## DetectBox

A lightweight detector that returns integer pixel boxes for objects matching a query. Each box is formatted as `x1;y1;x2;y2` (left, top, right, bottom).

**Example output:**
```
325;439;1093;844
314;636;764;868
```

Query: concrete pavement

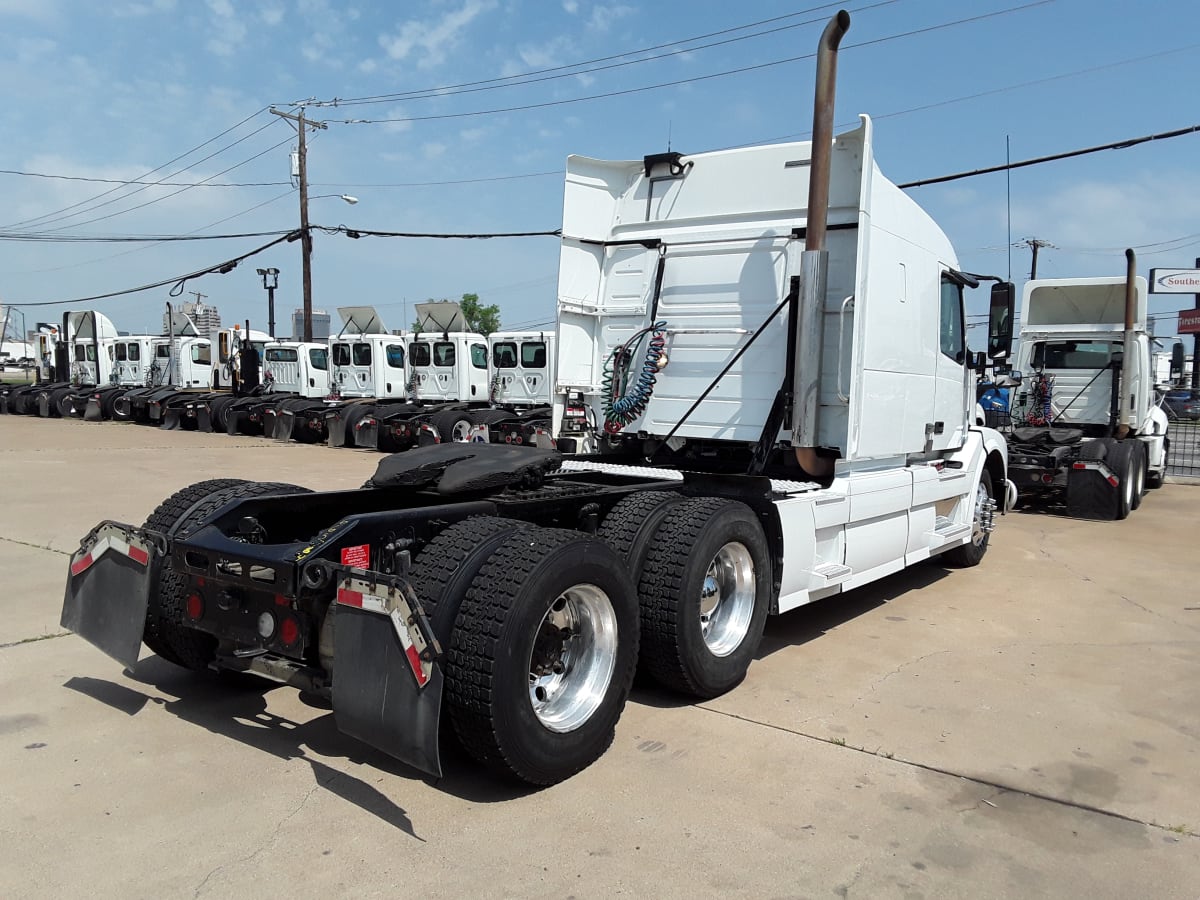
1;416;1197;898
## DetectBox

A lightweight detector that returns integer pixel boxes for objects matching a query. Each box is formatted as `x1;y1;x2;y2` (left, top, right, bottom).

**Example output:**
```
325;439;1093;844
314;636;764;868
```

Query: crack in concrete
0;631;71;651
0;535;69;556
192;771;334;898
693;704;1200;840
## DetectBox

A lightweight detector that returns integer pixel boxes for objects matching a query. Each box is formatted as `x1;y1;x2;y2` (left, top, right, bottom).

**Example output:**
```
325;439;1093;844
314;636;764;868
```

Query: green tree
412;292;501;336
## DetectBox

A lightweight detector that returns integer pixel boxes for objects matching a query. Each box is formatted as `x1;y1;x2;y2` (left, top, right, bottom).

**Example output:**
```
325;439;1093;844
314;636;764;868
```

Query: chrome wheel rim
970;481;990;545
451;419;473;442
1123;461;1134;508
1134;458;1145;497
699;542;755;657
528;584;618;733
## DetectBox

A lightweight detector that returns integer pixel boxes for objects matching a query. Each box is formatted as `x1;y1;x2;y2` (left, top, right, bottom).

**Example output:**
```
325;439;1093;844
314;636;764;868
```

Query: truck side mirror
987;282;1015;359
969;350;988;372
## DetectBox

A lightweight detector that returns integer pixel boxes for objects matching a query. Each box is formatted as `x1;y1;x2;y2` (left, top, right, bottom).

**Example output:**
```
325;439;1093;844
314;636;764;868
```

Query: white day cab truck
1001;252;1169;519
60;11;1015;785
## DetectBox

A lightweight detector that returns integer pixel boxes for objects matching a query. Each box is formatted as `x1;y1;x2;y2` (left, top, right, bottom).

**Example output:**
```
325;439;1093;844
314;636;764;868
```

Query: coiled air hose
601;321;668;434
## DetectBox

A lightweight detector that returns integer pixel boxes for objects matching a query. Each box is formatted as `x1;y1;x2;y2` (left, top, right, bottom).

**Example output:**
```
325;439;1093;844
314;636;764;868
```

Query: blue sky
2;0;1199;346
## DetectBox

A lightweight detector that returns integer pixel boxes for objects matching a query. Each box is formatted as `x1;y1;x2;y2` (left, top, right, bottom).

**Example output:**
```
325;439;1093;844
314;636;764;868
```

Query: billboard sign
1149;268;1200;294
1179;309;1200;335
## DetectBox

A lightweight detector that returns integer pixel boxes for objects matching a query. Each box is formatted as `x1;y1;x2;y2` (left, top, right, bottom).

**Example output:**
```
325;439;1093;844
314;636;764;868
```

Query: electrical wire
307;1;900;111
4;232;299;308
0;169;290;188
333;3;1055;127
2;109;277;231
302;2;872;109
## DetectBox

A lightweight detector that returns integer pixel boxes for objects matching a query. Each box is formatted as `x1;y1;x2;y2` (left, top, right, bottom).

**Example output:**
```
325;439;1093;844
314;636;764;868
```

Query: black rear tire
1110;441;1137;520
409;516;535;644
637;497;771;699
446;528;639;785
431;409;475;443
597;490;685;580
142;479;312;670
1129;441;1147;511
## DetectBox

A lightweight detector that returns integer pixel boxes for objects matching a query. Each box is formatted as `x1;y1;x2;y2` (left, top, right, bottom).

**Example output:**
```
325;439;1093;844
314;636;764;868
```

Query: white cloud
381;115;413;134
358;58;378;74
205;0;247;56
586;3;633;32
562;0;578;12
112;0;177;17
423;142;447;160
0;0;59;20
379;0;497;68
259;2;284;25
460;127;487;142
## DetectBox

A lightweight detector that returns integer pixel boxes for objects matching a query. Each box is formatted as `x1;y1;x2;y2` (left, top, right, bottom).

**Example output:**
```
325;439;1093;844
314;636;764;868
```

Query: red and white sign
340;543;370;569
1179;309;1200;335
1150;268;1200;294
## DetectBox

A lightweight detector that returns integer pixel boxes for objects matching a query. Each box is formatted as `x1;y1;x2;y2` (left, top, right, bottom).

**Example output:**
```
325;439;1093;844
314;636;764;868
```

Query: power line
4;232;300;308
31;132;297;234
0;228;293;243
1;107;274;231
0;168;290;188
307;1;899;111
303;2;869;109
898;124;1200;189
333;3;1055;127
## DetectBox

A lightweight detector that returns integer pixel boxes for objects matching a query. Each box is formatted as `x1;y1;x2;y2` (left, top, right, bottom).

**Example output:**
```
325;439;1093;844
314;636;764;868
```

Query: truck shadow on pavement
632;560;952;709
64;659;540;834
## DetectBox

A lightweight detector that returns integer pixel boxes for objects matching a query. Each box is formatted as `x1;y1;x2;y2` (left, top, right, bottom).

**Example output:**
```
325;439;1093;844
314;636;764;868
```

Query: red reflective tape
1107;476;1120;487
336;587;364;608
70;553;94;577
126;545;149;566
405;643;428;686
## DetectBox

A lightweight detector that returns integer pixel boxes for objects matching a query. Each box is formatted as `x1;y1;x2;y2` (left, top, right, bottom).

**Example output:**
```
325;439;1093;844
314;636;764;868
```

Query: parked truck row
0;302;560;454
55;12;1028;786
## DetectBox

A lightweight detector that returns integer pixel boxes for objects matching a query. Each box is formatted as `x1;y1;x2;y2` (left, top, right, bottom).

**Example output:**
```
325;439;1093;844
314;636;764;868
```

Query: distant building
164;301;221;337
291;308;331;341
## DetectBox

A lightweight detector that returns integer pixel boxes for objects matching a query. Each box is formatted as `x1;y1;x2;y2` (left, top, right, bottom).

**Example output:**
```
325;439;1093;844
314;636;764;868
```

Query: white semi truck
1001;254;1169;518
60;12;1014;786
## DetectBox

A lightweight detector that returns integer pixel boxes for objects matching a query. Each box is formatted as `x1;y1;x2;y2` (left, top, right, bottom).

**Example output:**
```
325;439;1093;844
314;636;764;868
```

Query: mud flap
37;393;51;417
274;410;297;442
226;409;245;435
160;407;182;430
83;397;103;422
327;410;348;447
262;409;279;439
196;405;214;432
332;572;443;778
354;418;380;451
60;522;158;669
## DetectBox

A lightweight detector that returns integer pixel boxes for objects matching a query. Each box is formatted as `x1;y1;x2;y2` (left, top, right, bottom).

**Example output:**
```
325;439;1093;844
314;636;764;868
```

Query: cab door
931;273;970;452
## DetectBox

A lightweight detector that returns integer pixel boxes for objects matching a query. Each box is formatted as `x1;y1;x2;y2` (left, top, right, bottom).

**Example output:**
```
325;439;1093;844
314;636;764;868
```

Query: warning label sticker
340;544;370;569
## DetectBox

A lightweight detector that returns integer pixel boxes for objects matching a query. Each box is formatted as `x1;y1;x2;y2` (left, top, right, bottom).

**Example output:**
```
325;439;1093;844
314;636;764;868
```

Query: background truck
59;11;1013;786
203;340;332;436
1002;253;1169;519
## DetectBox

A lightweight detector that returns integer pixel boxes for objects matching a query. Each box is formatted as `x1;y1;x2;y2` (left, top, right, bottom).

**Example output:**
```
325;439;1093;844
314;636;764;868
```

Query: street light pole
256;267;280;338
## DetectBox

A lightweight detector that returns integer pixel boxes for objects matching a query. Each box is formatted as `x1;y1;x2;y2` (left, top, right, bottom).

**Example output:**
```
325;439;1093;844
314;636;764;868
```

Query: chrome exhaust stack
1118;248;1137;438
792;10;850;475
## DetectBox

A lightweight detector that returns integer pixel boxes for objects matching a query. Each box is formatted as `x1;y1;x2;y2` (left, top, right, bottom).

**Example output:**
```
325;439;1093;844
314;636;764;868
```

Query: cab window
492;341;517;368
309;348;328;370
266;348;298;363
386;344;406;369
939;277;965;363
332;344;351;366
352;343;372;366
410;342;431;367
115;343;127;361
74;345;85;362
192;344;212;365
128;343;140;361
471;343;488;369
156;344;171;359
433;342;456;367
521;341;547;368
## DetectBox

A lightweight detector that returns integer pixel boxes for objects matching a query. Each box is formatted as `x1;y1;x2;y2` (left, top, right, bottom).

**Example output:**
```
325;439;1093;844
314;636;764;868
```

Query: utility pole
187;291;207;305
270;107;327;342
1023;238;1054;279
1193;256;1200;390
